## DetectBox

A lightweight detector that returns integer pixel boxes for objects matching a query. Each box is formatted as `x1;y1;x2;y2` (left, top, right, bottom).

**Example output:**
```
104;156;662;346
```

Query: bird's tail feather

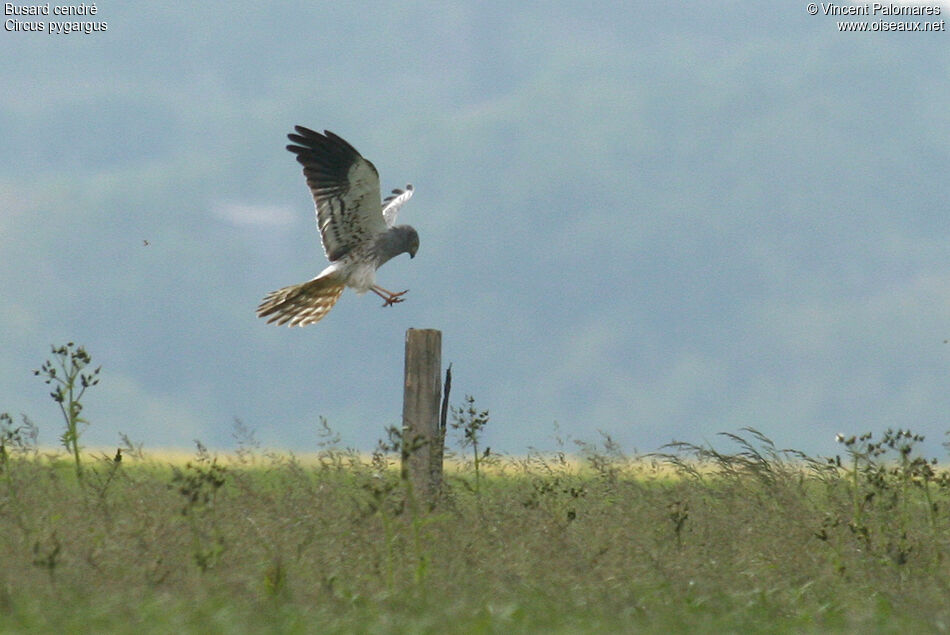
257;275;345;327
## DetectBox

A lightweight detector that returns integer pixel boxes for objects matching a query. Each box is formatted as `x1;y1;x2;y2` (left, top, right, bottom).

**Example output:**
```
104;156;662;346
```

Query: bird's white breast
338;258;377;294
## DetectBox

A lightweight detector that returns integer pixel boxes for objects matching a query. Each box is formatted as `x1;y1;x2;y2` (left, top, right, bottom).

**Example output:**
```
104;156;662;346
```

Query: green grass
1;429;950;633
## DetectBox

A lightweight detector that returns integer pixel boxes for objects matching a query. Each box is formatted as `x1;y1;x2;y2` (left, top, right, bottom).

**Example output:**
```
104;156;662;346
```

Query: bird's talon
381;290;409;307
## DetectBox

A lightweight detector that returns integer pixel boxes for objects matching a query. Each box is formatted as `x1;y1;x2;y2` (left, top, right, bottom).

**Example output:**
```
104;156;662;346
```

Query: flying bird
257;127;419;327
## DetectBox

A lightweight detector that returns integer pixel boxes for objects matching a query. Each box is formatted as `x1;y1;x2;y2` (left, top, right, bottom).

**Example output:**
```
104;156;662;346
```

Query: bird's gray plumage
375;225;419;268
257;127;419;327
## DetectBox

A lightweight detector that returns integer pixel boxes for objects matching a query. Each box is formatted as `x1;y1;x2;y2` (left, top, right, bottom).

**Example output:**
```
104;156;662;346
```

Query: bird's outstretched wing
286;127;388;262
382;184;414;227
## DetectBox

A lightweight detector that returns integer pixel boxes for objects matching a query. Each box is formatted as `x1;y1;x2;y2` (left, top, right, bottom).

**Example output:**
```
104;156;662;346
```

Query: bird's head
376;225;420;268
406;227;419;259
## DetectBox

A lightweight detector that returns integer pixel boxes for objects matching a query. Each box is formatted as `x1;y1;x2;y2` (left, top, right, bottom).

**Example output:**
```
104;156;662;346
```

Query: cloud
211;201;297;228
93;374;217;448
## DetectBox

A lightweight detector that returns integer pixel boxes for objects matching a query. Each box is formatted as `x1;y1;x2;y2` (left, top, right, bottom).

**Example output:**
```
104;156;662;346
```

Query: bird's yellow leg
371;285;408;307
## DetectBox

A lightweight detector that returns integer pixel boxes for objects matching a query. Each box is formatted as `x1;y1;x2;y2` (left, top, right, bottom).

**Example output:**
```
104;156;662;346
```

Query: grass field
1;425;950;634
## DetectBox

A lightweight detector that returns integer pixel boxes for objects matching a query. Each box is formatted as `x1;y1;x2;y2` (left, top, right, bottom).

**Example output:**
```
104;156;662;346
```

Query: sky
1;1;949;460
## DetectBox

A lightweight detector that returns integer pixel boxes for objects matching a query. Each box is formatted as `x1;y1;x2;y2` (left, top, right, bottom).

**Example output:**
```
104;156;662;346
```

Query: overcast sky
1;2;949;460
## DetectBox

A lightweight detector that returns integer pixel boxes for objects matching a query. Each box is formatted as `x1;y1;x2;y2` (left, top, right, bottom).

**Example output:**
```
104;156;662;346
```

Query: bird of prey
257;127;419;327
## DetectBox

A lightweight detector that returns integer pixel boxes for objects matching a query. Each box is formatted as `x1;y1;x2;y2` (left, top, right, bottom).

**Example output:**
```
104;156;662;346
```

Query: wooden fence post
402;328;443;502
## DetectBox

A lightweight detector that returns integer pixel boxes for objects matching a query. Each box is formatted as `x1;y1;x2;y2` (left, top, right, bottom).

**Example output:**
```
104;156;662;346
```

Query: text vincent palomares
815;2;941;15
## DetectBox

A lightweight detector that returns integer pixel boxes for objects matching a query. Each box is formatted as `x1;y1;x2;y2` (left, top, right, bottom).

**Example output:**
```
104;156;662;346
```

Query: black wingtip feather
285;127;364;163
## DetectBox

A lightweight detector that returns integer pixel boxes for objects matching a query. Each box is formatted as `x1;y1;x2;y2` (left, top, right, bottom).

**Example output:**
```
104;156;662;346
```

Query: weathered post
402;328;443;503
